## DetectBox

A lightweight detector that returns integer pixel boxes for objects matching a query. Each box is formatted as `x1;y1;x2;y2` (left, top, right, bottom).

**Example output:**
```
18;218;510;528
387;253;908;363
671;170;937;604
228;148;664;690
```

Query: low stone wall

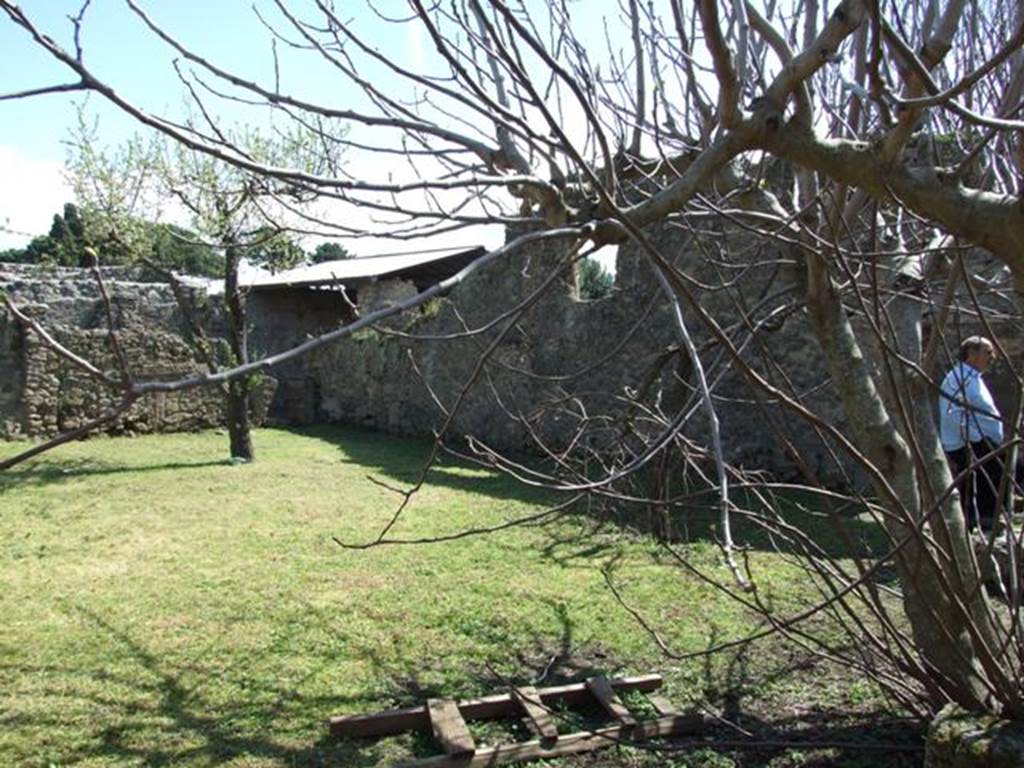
3;233;1019;486
0;263;269;439
927;704;1024;767
21;325;227;437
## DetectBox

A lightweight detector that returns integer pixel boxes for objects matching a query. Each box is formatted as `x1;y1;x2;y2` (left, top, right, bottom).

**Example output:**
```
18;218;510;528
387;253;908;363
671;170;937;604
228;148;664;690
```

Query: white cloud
0;146;71;250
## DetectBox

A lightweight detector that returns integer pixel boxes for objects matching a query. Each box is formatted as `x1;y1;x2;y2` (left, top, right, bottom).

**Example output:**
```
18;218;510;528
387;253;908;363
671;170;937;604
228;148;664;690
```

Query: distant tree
145;223;221;278
3;202;97;267
312;242;350;264
17;235;56;264
48;203;90;266
577;258;614;300
247;227;307;272
0;202;222;276
67;110;339;461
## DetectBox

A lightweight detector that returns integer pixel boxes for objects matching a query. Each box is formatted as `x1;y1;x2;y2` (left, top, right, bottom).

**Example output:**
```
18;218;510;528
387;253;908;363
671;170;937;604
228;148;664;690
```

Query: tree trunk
226;377;254;462
804;251;1000;712
223;240;254;462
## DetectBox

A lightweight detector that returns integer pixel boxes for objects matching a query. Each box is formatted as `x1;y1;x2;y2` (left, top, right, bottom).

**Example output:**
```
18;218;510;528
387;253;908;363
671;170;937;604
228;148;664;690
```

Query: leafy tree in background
146;222;222;278
311;241;350;264
65;109;338;461
1;203;95;267
0;204;228;278
577;257;614;301
48;202;91;265
247;227;307;272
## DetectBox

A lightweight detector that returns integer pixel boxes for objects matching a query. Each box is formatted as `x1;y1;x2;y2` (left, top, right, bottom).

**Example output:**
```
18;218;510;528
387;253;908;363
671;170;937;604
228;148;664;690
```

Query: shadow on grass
2;586;921;767
0;456;231;492
290;423;558;508
290;425;894;563
344;597;630;761
1;602;406;767
3;598;664;767
0;423;892;564
665;632;924;768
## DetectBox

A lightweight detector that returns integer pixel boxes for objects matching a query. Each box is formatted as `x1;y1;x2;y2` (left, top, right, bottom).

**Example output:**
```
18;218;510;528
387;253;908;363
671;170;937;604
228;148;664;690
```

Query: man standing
940;336;1004;531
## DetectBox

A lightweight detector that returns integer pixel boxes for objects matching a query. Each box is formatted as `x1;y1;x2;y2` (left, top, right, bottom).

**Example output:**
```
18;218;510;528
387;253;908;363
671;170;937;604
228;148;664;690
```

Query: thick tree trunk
804;253;1000;712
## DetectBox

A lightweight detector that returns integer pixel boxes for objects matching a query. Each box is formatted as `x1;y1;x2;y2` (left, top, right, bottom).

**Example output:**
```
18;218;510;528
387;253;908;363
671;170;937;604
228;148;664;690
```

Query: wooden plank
329;674;663;738
511;686;558;743
646;694;677;717
397;712;707;767
586;675;636;727
427;698;475;757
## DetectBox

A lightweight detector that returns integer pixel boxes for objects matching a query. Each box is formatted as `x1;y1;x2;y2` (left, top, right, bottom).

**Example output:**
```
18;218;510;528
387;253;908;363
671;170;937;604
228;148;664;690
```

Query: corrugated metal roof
245;246;486;290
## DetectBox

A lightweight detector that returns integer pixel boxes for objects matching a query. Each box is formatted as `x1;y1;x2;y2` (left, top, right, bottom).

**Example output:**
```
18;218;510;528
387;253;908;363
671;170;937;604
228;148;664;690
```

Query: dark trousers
946;439;1004;531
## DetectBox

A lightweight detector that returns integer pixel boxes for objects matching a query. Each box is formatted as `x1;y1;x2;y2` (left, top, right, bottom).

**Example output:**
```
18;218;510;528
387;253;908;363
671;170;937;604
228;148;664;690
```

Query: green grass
0;427;918;767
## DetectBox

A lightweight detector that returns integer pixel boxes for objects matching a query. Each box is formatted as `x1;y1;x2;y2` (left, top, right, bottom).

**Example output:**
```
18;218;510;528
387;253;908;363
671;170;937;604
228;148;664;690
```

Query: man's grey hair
959;336;994;361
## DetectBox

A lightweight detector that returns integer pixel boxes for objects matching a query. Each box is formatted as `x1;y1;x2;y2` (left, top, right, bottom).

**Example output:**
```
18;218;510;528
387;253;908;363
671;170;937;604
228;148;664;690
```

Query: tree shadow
655;632;925;767
0;456;232;492
283;424;558;508
336;597;638;760
593;486;895;564
288;425;893;563
329;600;923;766
0;601;408;767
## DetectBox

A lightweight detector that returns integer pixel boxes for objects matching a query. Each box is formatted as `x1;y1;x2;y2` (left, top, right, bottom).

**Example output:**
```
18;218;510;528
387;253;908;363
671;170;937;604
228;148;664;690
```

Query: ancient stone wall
0;263;264;439
21;326;227;436
303;224;842;479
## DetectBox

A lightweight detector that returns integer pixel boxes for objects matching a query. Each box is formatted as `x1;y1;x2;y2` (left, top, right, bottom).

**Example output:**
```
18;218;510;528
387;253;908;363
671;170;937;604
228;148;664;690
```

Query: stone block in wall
248;375;278;427
303;222;859;483
15;325;226;438
358;279;418;315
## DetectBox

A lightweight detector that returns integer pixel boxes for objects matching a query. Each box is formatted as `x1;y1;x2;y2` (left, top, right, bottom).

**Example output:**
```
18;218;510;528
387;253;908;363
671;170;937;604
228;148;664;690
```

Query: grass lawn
0;427;920;767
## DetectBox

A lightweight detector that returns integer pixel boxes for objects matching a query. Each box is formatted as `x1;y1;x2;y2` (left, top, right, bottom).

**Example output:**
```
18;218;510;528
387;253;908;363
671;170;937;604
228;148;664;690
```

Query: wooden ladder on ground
328;673;704;767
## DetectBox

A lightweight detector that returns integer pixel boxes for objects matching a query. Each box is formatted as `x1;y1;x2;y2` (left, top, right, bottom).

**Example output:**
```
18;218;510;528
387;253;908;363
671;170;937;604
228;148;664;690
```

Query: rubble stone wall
302;225;836;478
20;326;227;437
0;264;262;439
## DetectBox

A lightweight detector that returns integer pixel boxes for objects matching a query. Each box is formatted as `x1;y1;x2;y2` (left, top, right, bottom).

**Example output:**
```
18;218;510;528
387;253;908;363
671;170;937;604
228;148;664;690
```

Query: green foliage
579;256;615;300
1;203;97;267
0;248;25;263
146;222;222;277
0;204;224;277
64;106;330;278
312;241;351;263
246;227;307;271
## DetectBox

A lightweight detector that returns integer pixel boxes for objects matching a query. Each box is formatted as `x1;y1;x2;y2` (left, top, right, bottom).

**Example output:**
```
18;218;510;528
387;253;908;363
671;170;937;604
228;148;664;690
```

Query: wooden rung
427;698;476;756
397;712;707;767
329;674;662;738
586;676;636;727
511;686;558;742
645;694;677;717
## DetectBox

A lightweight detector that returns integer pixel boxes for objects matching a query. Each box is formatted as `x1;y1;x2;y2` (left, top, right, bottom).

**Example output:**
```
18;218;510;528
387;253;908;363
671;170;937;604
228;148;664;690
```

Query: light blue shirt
939;361;1003;451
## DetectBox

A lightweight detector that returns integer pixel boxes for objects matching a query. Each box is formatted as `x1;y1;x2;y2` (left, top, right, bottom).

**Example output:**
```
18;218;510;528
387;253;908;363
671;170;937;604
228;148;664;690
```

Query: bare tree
3;0;1024;726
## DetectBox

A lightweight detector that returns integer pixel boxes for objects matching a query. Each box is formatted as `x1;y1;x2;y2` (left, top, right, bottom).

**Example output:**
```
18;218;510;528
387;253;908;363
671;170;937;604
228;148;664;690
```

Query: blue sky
1;1;433;249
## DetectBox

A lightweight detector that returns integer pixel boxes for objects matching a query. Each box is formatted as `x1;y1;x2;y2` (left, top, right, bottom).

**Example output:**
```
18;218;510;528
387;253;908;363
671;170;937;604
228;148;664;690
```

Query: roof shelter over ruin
244;245;487;294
